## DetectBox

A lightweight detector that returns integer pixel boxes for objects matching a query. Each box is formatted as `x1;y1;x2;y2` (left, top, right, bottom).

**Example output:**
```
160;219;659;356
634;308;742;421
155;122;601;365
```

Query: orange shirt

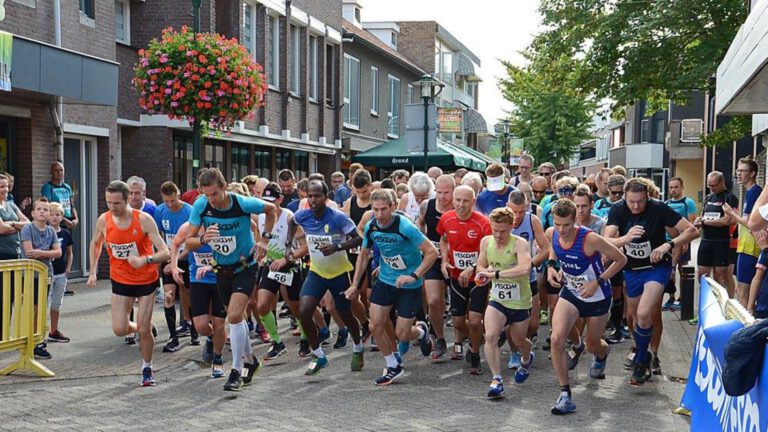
106;209;158;285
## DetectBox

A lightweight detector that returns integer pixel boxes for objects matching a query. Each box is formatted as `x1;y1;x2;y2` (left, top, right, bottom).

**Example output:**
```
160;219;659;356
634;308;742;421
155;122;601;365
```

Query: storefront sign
438;108;463;133
0;30;11;91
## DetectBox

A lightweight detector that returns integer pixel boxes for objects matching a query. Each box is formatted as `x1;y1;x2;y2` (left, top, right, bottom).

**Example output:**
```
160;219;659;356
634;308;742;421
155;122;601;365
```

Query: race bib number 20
209;236;236;256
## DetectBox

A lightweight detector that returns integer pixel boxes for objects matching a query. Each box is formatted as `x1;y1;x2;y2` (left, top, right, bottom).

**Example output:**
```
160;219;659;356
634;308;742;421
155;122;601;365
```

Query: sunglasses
558;187;575;196
540;172;552;176
609;190;624;196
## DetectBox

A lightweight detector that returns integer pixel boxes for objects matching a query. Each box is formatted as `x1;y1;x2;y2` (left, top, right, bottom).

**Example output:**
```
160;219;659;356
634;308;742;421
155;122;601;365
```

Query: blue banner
680;277;768;431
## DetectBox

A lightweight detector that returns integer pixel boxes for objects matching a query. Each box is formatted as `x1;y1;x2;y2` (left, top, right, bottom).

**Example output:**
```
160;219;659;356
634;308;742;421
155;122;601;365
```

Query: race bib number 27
110;242;138;260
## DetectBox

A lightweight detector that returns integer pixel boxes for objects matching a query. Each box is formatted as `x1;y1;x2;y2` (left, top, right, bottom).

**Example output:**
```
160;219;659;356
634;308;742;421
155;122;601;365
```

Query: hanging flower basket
133;26;266;131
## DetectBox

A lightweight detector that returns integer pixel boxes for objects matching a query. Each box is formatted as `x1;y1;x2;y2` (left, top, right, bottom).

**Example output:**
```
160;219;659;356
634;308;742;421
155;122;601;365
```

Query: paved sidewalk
0;276;697;431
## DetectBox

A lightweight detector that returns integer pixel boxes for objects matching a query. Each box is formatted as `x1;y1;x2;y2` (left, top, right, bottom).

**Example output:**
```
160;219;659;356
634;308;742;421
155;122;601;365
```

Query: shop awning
352;137;487;171
464;107;488;133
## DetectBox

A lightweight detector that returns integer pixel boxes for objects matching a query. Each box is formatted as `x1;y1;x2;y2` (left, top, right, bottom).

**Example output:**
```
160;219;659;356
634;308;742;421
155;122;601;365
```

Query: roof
342;20;426;77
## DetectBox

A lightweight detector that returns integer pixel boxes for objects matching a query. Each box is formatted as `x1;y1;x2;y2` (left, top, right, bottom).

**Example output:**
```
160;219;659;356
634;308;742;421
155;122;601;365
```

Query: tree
498;55;595;167
532;0;747;111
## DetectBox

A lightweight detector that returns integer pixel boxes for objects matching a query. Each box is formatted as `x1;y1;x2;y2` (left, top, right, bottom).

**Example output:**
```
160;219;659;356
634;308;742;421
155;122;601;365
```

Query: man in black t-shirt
695;171;738;292
278;169;300;209
604;178;698;386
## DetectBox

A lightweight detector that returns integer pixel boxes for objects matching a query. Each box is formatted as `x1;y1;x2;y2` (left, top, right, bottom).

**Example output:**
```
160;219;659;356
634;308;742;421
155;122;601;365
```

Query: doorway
64;136;97;278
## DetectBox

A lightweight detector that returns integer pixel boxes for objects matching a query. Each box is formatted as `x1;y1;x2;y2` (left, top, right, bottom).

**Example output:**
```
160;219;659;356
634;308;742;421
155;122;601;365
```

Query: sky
363;0;543;130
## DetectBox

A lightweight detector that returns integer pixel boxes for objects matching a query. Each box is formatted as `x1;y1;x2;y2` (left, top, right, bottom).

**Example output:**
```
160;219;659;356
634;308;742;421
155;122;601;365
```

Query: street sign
405;103;437;153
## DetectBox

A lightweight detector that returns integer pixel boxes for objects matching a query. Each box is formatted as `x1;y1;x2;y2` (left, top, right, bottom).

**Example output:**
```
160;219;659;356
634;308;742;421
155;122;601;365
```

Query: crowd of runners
17;153;768;415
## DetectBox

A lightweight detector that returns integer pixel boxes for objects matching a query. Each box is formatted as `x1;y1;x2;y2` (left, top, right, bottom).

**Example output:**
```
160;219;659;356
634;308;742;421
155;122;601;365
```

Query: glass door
64;136;97;278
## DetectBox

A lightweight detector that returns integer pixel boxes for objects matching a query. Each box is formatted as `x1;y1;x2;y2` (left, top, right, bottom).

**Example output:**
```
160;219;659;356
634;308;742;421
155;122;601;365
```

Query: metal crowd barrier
0;259;54;377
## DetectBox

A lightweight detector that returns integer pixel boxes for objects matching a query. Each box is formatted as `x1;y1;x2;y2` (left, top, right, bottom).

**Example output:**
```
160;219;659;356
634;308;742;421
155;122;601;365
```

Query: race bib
307;235;333;255
624;241;651;259
110;242;139;260
492;282;520;301
563;272;604;302
348;245;362;255
165;233;186;253
702;212;720;222
209;236;236;256
431;241;441;257
60;198;72;215
453;251;478;270
193;252;214;267
267;270;294;285
382;255;406;270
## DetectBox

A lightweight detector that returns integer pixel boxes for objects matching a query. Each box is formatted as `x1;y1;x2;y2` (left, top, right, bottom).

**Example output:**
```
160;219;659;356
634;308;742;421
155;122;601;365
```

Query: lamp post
191;0;202;175
414;74;444;172
499;120;511;167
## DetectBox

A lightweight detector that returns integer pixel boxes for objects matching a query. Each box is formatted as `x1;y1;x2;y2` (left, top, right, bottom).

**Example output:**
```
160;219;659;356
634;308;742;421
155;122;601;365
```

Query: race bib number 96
109;242;139;260
210;236;236;256
453;251;478;270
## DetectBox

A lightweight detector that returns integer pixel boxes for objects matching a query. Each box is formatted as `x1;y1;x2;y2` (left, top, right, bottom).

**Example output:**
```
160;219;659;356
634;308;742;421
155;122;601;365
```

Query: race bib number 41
209;236;236;256
624;241;651;259
110;242;139;260
453;251;478;270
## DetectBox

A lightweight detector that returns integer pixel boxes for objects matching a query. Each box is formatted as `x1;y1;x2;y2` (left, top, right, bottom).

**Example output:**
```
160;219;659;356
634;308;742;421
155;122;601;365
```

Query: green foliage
701;115;752;148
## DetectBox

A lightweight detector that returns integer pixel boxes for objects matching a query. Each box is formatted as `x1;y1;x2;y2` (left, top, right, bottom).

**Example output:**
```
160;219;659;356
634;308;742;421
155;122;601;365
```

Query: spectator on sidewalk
0;173;29;341
47;202;73;343
21;198;62;359
41;162;79;231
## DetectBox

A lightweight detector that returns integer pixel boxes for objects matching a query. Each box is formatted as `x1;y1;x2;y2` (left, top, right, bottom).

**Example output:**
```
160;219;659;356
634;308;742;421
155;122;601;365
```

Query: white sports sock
312;347;325;358
142;360;152;370
385;354;398;369
230;321;249;370
353;342;364;353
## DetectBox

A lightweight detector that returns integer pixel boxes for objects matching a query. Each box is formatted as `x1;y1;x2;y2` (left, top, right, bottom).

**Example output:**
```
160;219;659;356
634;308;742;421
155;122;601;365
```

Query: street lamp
413;74;444;172
191;0;203;175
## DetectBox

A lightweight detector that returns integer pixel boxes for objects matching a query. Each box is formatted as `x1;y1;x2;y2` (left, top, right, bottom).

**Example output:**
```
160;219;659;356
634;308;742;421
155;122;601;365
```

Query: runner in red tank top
437;185;491;373
87;180;169;387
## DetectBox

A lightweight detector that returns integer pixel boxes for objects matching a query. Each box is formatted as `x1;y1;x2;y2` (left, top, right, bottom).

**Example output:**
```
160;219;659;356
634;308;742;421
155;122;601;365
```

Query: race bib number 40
624;241;651;259
209;236;236;256
492;282;520;301
267;270;294;285
382;255;406;270
453;251;478;270
110;242;139;260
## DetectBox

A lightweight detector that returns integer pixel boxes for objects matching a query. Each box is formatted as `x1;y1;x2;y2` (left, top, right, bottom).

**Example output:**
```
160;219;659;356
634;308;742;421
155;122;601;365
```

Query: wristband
666;240;675;250
199;234;207;245
146;255;154;264
495;270;500;280
410;272;419;280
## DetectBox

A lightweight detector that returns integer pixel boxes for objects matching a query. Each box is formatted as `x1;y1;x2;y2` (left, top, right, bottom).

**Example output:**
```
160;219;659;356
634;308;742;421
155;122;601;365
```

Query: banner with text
679;277;767;432
438;108;463;134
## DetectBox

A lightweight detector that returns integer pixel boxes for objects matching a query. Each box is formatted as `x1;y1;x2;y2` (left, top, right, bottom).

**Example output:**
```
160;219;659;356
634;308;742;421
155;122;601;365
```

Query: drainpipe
52;0;64;162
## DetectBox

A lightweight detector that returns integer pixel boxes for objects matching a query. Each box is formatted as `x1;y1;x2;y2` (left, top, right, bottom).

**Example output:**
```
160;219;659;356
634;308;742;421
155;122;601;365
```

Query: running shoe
351;351;364;371
542;335;551;351
289;315;298;329
530;334;538;350
369;336;379;352
514;352;535;383
670;301;681;311
606;327;625;344
223;369;243;391
375;365;404;386
211;357;225;379
64;289;76;296
361;323;372;343
688;317;699;325
318;327;331;346
394;352;403;366
487;378;505;399
278;305;292;318
468;351;482;375
242;358;263;385
630;355;652;386
34;343;51;359
333;328;349;349
431;338;447;360
176;320;191;337
497;330;507;348
305;355;329;375
623;347;637;370
397;340;411;356
163;338;180;353
589;347;610;379
264;341;287;361
201;337;214;363
141;367;156;387
651;352;662;375
416;322;432;357
298;339;311;357
48;330;71;343
258;328;271;344
124;336;136;345
567;340;585;370
661;298;675;311
540;309;550;326
551;391;576;415
508;351;522;370
190;334;201;346
451;342;464;360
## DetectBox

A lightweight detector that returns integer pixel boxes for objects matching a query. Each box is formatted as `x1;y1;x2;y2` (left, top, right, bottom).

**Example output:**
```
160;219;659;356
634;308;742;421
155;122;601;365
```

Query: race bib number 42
209;236;236;256
193;252;214;267
453;251;478;270
110;242;139;260
624;241;651;259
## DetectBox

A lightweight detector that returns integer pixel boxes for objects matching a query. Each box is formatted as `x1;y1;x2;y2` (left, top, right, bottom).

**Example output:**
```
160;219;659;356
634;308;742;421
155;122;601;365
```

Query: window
343;54;360;128
242;2;256;56
652;118;665;144
640;119;650;143
441;51;453;85
254;148;272;179
230;144;251;182
391;32;398;48
388;75;401;137
407;84;413;104
294;151;309;179
309;36;319;100
204;142;225;172
370;66;379;115
326;44;336;107
115;0;130;44
173;134;194;191
290;25;301;95
276;149;291;173
268;15;280;88
80;0;95;19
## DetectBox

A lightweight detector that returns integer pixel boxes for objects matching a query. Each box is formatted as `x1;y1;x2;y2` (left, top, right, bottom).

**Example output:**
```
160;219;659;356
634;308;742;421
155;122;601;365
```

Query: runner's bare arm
416;239;439;276
349;247;372;291
475;236;490;273
530;215;550;267
417;200;429;233
86;214;107;286
749;187;768;231
140;212;170;263
357;210;372;233
260;201;277;237
584;231;626;281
